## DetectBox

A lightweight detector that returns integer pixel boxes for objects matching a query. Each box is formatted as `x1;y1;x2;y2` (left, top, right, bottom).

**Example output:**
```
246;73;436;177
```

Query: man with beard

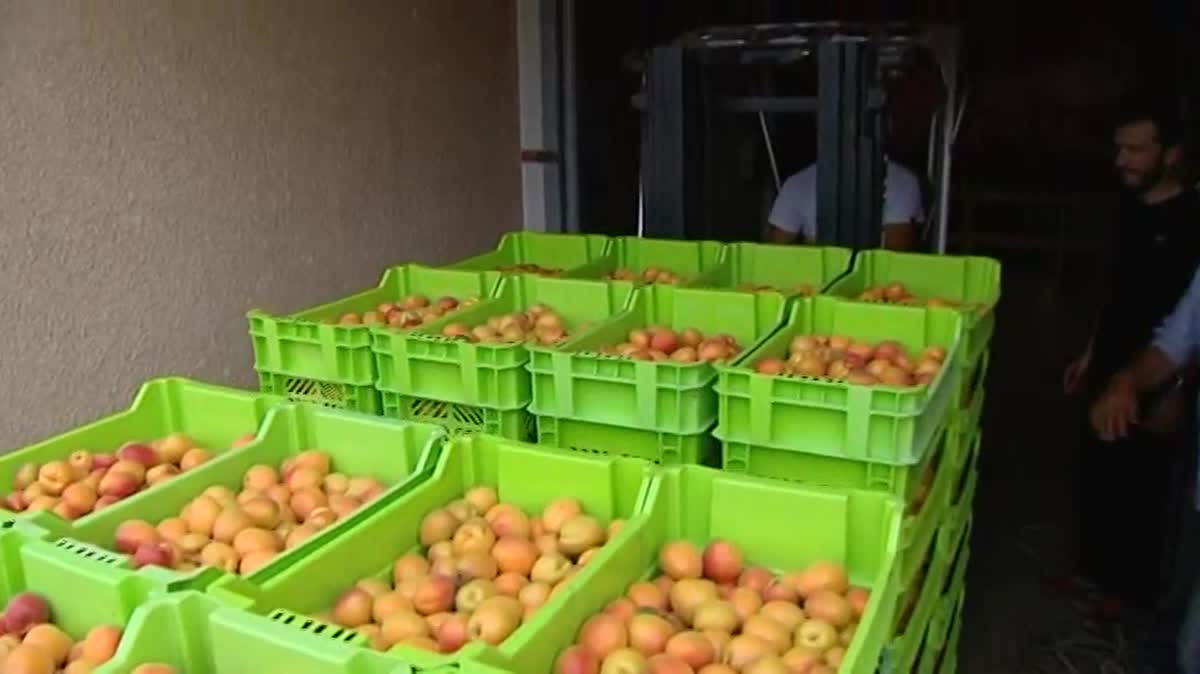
1064;102;1200;615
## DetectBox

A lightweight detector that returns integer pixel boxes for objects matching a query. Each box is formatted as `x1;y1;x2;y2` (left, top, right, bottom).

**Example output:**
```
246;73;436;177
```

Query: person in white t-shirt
765;159;925;250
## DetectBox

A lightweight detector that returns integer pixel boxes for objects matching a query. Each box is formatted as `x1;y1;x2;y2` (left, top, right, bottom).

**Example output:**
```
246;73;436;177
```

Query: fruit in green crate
440;303;572;345
555;540;869;673
856;282;985;314
598;327;742;364
325;294;479;329
321;487;620;653
0;433;251;520
110;450;385;574
736;282;817;297
0;593;128;673
752;334;946;389
497;263;563;277
605;266;688;285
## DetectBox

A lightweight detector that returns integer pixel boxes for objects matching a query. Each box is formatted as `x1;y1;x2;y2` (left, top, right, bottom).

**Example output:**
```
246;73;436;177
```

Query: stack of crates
817;250;998;674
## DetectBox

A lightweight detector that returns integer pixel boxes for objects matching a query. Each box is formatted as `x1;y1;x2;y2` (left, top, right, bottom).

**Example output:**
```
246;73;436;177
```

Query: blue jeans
1185;564;1200;674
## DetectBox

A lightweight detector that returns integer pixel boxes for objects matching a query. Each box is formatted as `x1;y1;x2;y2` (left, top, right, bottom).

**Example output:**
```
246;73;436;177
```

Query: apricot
177;533;209;557
466;602;521;645
846;586;870;618
759;600;806;632
200;542;240;573
628;612;677;656
371;592;412;623
322;473;349;495
243;465;279;491
291;450;331;477
542;498;583;533
453;519;497;556
179;448;212;470
346;477;383;502
285;525;317;549
97;471;140;500
23;623;73;665
530;554;573;585
155;517;189;542
804;590;852;628
579;614;629;661
742;615;790;654
792;561;849;598
728;587;763;624
665;631;715;670
628;582;669;612
286;467;323;492
556;645;600;674
701;540;743;584
723;635;773;670
211;508;252;544
493;537;539;576
518;582;552;612
115;520;160;554
486;504;532;539
332;588;374;627
762;580;798;604
669;578;719;625
327;495;360;519
380;610;430;646
61;482;97;515
158;432;194;464
392;553;430;583
238;550;275;575
36;461;76;497
145;464;180;486
558;515;606;556
289;488;328;522
419;509;459;546
183;496;222;536
737;567;773;594
3;645;55;674
494;572;529;597
659;541;703;580
464;486;499;514
233;527;281;557
436;612;471;653
692;600;738;633
81;625;122;664
412;575;456;616
131;664;179;674
456;579;499;613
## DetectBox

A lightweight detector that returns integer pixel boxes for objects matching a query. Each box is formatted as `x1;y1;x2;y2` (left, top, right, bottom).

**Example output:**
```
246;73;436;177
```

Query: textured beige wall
0;1;521;446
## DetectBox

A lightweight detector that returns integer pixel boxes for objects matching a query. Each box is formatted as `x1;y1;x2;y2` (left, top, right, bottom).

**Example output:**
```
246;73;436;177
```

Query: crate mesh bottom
381;392;533;440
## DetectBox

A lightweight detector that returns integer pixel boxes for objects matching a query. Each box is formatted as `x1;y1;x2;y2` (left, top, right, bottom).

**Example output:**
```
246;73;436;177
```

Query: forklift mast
638;22;961;251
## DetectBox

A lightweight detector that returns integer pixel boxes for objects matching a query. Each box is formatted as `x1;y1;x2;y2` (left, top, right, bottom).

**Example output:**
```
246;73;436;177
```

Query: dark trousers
1077;423;1191;608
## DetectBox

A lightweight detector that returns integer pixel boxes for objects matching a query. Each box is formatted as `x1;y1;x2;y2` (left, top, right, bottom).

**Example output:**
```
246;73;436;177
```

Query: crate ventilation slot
269;609;358;643
55;538;121;566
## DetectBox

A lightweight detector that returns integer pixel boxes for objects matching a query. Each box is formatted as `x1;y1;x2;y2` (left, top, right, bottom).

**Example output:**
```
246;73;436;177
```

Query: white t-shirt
768;161;925;242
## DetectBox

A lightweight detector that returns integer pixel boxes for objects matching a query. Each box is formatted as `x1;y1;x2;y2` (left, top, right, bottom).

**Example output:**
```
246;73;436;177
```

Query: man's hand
1063;351;1091;395
1090;372;1138;441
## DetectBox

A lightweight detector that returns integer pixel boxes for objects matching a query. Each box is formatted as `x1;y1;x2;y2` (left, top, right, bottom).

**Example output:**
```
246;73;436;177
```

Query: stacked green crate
825;249;999;435
371;275;636;439
526;284;788;464
248;265;497;414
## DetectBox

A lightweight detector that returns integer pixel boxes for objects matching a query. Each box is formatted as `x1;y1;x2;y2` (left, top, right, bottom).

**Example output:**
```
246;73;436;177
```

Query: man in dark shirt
1064;103;1200;612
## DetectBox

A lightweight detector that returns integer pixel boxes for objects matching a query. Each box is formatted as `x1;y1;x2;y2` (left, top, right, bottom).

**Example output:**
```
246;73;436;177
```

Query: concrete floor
956;250;1193;674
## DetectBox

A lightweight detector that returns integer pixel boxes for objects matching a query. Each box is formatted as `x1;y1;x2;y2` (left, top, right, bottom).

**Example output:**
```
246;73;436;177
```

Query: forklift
636;22;964;252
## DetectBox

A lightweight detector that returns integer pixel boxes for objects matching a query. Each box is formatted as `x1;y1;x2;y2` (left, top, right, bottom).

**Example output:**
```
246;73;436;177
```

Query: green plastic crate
937;434;979;561
373;275;636;410
248;265;497;387
706;242;853;295
93;591;416;674
527;284;789;434
534;415;720;466
883;514;958;674
826;249;1001;371
927;526;970;652
447;232;613;283
15;403;444;593
258;371;383;415
381;392;536;441
0;524;160;643
0;378;279;523
570;236;728;286
926;585;964;674
532;464;904;674
205;434;655;671
715;296;963;466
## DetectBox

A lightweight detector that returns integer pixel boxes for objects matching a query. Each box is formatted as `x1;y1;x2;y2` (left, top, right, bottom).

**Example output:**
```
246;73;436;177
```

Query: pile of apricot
316;487;623;654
